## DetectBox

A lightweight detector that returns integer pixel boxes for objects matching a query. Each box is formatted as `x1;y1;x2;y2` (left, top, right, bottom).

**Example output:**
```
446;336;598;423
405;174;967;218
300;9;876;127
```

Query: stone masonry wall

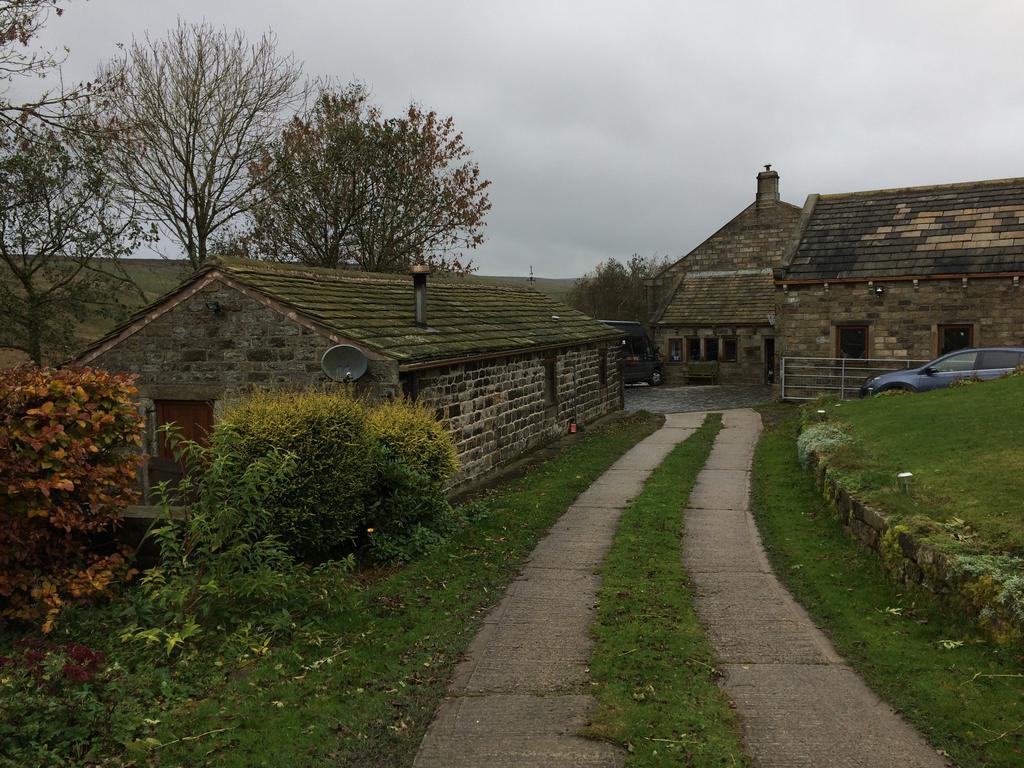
415;344;623;486
88;279;622;493
806;448;1022;645
777;276;1024;360
654;326;773;385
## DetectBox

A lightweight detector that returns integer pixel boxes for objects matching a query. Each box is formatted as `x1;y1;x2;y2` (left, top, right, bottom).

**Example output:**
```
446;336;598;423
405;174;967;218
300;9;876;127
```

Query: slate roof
657;270;775;327
78;259;620;367
785;177;1024;281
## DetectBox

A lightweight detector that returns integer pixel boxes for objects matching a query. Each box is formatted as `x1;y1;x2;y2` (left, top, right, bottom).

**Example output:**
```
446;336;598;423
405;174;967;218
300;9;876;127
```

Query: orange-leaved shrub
0;365;143;632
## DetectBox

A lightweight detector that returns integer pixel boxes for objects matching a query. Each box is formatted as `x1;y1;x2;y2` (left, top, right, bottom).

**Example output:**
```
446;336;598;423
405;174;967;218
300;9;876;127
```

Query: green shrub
126;430;355;656
365;450;460;564
213;390;380;557
366;399;459;485
796;422;852;468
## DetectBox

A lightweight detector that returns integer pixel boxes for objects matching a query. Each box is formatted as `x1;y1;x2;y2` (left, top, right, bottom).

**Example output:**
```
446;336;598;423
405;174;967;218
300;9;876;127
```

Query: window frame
835;324;869;361
686;337;701;362
668;338;683;363
704;338;719;362
721;337;738;363
937;324;973;356
543;357;558;406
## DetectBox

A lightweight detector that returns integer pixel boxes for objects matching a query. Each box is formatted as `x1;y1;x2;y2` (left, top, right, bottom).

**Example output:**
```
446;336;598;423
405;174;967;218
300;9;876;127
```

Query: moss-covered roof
81;259;618;366
656;270;775;327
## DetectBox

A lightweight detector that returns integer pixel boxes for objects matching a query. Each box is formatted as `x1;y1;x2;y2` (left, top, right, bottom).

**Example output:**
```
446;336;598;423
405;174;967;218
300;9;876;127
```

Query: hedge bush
366;399;459;486
212;390;380;558
0;366;142;632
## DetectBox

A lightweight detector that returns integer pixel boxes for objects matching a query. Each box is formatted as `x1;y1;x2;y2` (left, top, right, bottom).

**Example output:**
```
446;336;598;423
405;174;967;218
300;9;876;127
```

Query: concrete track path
684;409;949;768
413;412;706;768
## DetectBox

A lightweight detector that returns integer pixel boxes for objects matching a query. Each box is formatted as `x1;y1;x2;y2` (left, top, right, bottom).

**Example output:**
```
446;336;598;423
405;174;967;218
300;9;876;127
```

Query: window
669;338;683;362
938;324;973;355
933;351;977;373
687;337;701;361
978;350;1022;370
704;338;719;361
598;349;608;386
721;337;738;362
543;358;557;406
836;326;868;359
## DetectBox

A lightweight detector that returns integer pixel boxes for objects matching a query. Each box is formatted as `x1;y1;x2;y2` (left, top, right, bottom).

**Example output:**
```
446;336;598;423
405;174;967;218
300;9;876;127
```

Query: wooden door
154;400;214;460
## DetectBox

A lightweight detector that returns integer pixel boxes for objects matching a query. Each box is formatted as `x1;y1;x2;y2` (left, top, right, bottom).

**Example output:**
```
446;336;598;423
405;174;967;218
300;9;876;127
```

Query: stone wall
653;325;774;385
806;448;1022;645
416;344;623;485
777;276;1024;360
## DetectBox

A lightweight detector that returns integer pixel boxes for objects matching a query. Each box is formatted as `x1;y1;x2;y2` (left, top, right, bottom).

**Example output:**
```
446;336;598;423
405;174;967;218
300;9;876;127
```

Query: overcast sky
19;0;1024;277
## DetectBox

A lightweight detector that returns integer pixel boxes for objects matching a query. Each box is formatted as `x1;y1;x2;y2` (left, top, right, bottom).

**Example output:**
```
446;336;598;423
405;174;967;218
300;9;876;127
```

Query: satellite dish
321;344;368;382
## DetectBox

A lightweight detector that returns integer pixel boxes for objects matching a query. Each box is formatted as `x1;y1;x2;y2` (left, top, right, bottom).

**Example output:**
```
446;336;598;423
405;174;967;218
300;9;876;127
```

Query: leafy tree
247;83;491;274
246;83;369;268
568;253;670;322
100;21;303;268
0;119;145;363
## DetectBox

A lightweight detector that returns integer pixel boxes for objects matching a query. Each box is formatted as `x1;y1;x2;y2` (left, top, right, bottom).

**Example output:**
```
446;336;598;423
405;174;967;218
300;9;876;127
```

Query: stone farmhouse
74;259;623;492
646;167;801;385
776;177;1024;362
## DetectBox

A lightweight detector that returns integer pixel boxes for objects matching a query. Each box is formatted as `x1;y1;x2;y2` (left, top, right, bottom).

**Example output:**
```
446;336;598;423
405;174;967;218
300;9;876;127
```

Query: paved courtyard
624;383;774;413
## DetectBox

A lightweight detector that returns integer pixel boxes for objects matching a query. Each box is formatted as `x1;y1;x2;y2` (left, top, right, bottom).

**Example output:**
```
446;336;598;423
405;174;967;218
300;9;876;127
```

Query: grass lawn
4;411;662;768
814;374;1024;555
753;405;1024;767
587;413;748;767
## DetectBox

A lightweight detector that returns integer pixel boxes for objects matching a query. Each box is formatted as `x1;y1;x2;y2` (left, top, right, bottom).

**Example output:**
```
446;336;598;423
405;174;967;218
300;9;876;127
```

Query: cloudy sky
19;0;1024;277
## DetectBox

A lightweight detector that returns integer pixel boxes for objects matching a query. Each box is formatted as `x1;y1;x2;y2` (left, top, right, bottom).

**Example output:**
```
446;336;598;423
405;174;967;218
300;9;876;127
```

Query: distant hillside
1;259;580;365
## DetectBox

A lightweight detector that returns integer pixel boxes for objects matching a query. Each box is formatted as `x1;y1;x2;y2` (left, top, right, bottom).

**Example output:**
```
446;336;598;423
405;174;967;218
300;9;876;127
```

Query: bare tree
101;21;302;268
0;1;103;130
248;84;490;274
0;119;145;363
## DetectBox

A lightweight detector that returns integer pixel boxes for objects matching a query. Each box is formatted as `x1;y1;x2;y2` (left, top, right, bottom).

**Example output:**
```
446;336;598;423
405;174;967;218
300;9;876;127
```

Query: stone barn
646;167;802;385
776;176;1024;365
74;259;623;492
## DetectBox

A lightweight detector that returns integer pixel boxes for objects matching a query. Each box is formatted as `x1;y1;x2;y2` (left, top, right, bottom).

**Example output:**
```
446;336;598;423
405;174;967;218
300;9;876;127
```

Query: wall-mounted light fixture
873;285;885;297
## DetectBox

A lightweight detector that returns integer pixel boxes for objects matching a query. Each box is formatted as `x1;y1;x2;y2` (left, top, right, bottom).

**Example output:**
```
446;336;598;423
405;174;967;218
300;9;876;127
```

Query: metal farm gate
779;357;929;401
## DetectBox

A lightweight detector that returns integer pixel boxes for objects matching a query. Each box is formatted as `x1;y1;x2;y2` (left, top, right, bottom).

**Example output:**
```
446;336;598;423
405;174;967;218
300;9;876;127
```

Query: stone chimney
756;164;780;207
411;263;431;327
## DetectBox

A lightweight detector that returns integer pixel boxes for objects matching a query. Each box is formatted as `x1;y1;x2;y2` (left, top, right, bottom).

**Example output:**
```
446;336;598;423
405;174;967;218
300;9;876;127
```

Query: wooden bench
686;361;720;385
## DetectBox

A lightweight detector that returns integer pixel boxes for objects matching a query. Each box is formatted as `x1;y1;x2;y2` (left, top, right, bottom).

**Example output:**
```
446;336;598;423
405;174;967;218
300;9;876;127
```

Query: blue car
860;347;1024;396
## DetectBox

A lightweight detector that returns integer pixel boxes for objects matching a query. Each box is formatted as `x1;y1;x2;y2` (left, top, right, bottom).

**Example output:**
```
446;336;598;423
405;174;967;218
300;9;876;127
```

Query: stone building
776;176;1024;364
647;167;802;385
75;259;623;491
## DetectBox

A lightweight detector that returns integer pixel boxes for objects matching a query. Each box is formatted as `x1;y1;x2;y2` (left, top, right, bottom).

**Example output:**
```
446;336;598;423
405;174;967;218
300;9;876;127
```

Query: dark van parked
860;347;1024;396
601;320;664;386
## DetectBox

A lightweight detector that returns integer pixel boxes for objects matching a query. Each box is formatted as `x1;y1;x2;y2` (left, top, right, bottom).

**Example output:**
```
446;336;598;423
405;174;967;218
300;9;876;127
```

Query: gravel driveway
624;384;774;413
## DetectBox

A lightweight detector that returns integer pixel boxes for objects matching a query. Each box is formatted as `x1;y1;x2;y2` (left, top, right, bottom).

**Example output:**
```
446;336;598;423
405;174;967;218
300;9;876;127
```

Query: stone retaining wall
806;449;1022;645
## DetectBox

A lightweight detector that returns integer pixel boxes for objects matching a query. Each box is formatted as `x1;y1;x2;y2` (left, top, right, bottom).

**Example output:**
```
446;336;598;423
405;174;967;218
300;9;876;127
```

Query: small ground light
897;472;913;494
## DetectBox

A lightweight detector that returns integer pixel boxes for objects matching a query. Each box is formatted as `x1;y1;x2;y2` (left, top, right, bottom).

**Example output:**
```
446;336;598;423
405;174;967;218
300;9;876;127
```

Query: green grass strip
151;412;664;768
588;413;748;767
752;407;1024;768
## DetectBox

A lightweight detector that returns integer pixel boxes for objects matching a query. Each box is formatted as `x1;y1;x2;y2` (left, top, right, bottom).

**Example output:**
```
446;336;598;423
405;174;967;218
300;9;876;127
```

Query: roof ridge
216;258;546;296
819;175;1024;201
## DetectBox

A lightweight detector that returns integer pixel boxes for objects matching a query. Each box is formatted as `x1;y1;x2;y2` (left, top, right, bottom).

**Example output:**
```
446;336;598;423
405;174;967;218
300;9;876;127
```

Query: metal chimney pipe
411;263;431;326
